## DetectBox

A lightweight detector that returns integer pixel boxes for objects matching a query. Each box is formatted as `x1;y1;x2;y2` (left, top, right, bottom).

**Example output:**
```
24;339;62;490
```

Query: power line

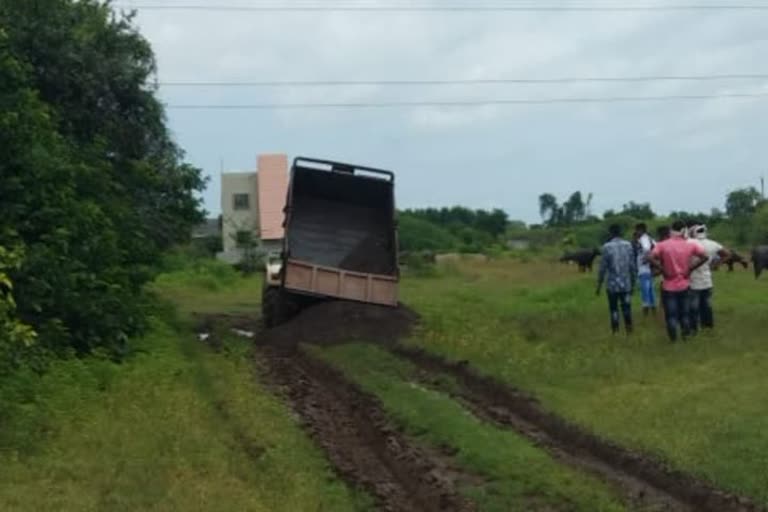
159;73;768;87
165;91;768;109
118;3;768;12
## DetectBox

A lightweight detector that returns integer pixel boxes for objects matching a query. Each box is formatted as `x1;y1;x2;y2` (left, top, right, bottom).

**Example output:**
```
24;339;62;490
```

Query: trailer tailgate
284;259;398;306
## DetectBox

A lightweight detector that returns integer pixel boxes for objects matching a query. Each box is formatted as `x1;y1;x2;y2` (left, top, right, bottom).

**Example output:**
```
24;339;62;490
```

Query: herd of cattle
560;245;768;278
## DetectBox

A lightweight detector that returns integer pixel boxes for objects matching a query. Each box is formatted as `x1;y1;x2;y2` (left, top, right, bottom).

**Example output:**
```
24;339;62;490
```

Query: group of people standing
596;220;729;341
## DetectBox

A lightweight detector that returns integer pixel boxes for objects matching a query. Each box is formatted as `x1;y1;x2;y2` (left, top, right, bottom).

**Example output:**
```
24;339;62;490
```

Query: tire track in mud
259;346;476;512
391;345;765;512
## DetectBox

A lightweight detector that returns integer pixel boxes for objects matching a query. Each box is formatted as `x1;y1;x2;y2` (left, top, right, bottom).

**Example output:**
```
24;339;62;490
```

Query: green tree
398;215;458;252
539;194;559;226
750;203;768;245
726;188;762;218
620;201;655;220
474;208;509;237
0;1;204;359
0;247;37;375
563;192;586;224
400;207;509;249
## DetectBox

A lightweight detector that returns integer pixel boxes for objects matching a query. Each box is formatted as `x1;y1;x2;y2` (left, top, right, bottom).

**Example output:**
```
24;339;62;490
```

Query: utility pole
761;175;765;199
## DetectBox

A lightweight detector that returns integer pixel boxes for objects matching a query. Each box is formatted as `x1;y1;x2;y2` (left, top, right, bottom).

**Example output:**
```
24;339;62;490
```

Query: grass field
400;258;768;504
1;257;765;510
0;268;367;512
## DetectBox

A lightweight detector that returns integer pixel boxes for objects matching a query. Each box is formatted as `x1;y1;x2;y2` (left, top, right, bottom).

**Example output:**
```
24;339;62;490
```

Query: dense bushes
0;1;204;368
399;207;508;253
0;248;36;377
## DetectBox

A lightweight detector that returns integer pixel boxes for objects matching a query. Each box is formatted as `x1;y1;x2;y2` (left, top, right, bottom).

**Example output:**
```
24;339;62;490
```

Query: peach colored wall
257;154;289;241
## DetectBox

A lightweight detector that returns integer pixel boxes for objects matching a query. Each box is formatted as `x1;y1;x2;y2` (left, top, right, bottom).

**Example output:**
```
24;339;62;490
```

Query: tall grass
0;257;368;511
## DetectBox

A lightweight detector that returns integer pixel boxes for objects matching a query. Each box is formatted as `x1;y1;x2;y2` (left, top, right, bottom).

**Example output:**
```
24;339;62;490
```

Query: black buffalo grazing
560;248;600;272
753;246;768;279
713;251;749;272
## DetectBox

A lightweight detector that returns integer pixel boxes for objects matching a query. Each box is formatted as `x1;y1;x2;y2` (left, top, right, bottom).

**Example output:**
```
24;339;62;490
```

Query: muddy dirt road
201;301;765;512
392;346;764;512
260;346;475;512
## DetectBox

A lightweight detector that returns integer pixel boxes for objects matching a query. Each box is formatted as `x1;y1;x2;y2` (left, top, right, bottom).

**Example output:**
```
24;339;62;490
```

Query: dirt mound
393;346;766;512
261;301;418;348
260;347;475;512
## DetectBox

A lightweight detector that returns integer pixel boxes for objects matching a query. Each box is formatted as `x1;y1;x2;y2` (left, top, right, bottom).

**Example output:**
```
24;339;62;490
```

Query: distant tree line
399;207;509;253
398;186;768;256
538;192;595;226
0;1;204;375
534;187;767;249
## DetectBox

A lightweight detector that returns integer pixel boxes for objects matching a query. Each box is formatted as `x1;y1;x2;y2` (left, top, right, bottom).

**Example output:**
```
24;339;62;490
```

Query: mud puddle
392;346;764;512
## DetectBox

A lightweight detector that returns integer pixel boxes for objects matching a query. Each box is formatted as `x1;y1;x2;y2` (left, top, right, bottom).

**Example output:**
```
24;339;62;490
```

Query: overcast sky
128;1;768;223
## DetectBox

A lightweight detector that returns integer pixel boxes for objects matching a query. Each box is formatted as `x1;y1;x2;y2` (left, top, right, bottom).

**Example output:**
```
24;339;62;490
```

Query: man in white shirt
633;223;657;315
687;225;730;333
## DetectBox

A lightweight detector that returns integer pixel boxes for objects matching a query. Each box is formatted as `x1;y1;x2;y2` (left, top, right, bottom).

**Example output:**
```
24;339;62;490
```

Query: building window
233;193;250;210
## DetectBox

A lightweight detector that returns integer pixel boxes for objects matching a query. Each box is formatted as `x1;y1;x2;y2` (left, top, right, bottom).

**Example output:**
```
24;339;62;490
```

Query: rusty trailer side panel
284;259;398;306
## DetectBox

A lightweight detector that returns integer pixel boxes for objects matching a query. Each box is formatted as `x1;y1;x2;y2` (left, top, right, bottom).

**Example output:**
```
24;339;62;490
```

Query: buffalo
753;246;768;279
560;248;600;272
713;251;749;272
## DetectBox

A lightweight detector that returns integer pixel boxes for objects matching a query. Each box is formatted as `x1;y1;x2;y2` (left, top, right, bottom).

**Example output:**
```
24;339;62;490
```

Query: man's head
692;224;708;240
608;224;623;239
657;225;671;241
634;223;647;238
671;220;686;234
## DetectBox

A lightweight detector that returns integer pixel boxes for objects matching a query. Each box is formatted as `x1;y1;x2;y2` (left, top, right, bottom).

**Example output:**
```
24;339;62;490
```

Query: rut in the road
259;346;476;512
391;346;765;512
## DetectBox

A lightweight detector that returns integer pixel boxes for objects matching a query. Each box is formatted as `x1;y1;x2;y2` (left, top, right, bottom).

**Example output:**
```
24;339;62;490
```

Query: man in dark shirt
597;224;637;334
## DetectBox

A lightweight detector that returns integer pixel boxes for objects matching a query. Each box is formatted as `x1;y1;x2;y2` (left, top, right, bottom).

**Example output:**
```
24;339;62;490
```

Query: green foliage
570;223;610;248
617;201;656;220
726;187;763;219
0;1;204;362
749;203;768;245
0;247;37;376
232;229;265;275
563;191;588;224
150;259;263;318
539;191;592;226
398;214;459;252
190;235;224;258
538;193;559;225
154;258;239;293
530;189;767;251
399;207;509;253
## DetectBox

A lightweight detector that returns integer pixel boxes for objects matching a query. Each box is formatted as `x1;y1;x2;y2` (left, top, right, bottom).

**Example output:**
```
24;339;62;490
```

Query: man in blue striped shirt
596;224;638;334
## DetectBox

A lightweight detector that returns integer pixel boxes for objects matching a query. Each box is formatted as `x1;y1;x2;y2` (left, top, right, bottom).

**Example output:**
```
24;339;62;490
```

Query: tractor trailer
262;157;399;326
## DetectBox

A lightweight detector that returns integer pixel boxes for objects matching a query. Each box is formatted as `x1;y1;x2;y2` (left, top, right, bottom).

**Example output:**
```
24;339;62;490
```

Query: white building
218;154;288;264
